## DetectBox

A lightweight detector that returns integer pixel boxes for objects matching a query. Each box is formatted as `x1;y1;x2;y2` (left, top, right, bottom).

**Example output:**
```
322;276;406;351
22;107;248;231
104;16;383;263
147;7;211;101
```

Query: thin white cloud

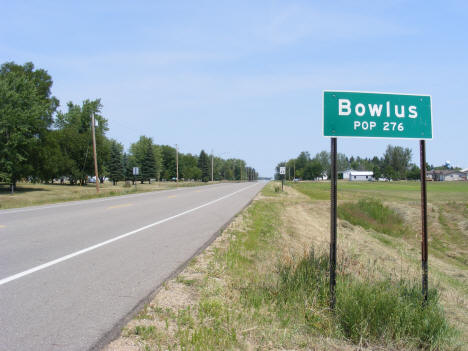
254;3;417;46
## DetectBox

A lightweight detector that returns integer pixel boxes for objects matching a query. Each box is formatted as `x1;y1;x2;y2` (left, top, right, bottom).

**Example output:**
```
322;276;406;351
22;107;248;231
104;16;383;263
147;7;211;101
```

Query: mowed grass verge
291;180;468;273
0;181;210;210
106;182;460;351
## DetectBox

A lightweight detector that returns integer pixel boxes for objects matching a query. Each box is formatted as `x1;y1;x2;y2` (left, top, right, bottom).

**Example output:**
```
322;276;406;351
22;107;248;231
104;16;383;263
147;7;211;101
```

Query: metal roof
349;171;373;176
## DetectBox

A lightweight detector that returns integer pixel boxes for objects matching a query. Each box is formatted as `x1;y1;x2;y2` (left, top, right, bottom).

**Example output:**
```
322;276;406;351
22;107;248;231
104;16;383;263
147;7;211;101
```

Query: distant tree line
275;145;432;181
0;62;258;193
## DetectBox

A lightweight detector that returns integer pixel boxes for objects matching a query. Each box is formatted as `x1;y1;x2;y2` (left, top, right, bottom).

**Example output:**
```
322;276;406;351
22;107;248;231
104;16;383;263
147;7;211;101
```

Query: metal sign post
420;140;428;302
133;167;139;190
323;90;433;309
330;137;337;310
280;167;286;191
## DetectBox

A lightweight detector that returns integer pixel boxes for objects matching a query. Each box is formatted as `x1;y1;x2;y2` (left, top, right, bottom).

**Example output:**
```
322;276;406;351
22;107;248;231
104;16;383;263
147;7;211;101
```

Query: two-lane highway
0;181;265;350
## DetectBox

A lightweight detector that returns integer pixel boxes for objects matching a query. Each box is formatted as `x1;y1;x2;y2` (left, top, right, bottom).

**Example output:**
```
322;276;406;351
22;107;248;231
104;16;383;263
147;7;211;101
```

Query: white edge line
0;183;259;287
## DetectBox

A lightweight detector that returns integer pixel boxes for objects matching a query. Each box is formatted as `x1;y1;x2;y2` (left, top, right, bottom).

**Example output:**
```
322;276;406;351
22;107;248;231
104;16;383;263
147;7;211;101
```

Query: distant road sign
133;167;139;176
279;167;286;175
323;91;432;139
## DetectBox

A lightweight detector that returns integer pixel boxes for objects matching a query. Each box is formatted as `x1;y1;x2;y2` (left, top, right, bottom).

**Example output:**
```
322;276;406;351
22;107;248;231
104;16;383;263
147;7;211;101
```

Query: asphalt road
0;181;265;351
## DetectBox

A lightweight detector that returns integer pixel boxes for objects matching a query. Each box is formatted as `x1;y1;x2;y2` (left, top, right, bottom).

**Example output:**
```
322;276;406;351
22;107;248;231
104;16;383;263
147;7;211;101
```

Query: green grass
124;182;461;350
132;325;161;340
290;180;468;202
227;186;456;349
338;198;408;238
176;276;197;287
337;276;455;348
260;181;282;196
244;249;457;349
289;181;331;200
293;180;468;272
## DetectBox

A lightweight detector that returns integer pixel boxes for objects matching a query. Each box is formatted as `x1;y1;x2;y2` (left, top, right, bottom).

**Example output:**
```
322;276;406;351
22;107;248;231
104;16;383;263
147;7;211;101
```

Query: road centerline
107;203;133;210
0;183;258;287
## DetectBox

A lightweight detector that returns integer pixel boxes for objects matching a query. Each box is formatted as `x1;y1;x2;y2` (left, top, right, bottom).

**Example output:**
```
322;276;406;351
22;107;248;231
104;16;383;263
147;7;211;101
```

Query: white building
346;171;374;181
428;170;466;181
341;169;354;180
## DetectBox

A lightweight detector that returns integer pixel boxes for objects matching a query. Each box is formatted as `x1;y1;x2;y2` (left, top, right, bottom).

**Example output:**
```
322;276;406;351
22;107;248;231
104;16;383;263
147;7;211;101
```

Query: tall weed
246;250;457;349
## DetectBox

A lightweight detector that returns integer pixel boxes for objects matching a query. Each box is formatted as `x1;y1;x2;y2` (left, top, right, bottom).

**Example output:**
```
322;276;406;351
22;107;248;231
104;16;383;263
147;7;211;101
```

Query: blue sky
2;1;467;176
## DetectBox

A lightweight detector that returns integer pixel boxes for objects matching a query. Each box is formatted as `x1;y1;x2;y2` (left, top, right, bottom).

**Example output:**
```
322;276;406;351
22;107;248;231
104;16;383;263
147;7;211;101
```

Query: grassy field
0;181;210;210
289;180;468;202
106;181;466;350
290;180;468;272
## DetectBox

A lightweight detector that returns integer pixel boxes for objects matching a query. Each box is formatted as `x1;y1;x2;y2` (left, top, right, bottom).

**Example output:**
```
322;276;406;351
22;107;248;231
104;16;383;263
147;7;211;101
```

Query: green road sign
323;91;432;139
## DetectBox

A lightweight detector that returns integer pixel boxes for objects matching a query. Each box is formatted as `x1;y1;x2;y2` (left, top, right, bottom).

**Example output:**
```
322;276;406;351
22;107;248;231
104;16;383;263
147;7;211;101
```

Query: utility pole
211;149;214;182
175;144;179;183
91;112;99;193
294;160;296;180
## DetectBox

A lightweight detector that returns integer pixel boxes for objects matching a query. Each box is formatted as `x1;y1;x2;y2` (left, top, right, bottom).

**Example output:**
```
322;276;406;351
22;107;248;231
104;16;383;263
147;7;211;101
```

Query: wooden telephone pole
175;144;179;183
211;149;214;182
91;113;99;193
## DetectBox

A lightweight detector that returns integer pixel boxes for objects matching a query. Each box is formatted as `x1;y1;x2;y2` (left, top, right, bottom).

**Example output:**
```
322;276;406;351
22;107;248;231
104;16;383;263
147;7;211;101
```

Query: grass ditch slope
106;182;462;351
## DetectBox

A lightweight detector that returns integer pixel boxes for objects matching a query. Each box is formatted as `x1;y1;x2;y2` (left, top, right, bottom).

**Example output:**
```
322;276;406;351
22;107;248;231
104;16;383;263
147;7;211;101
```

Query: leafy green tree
222;163;234;180
179;153;199;180
246;167;258;181
337;153;350;173
129;136;153;182
303;160;323;180
295;151;310;178
198;150;210;182
109;140;124;185
30;129;69;183
382;145;412;180
0;62;58;192
160;145;176;180
407;164;420;180
221;159;237;180
211;156;224;181
152;145;162;181
371;156;383;180
234;160;246;180
124;153;138;184
54;99;109;185
314;151;330;176
141;143;156;183
122;153;130;180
